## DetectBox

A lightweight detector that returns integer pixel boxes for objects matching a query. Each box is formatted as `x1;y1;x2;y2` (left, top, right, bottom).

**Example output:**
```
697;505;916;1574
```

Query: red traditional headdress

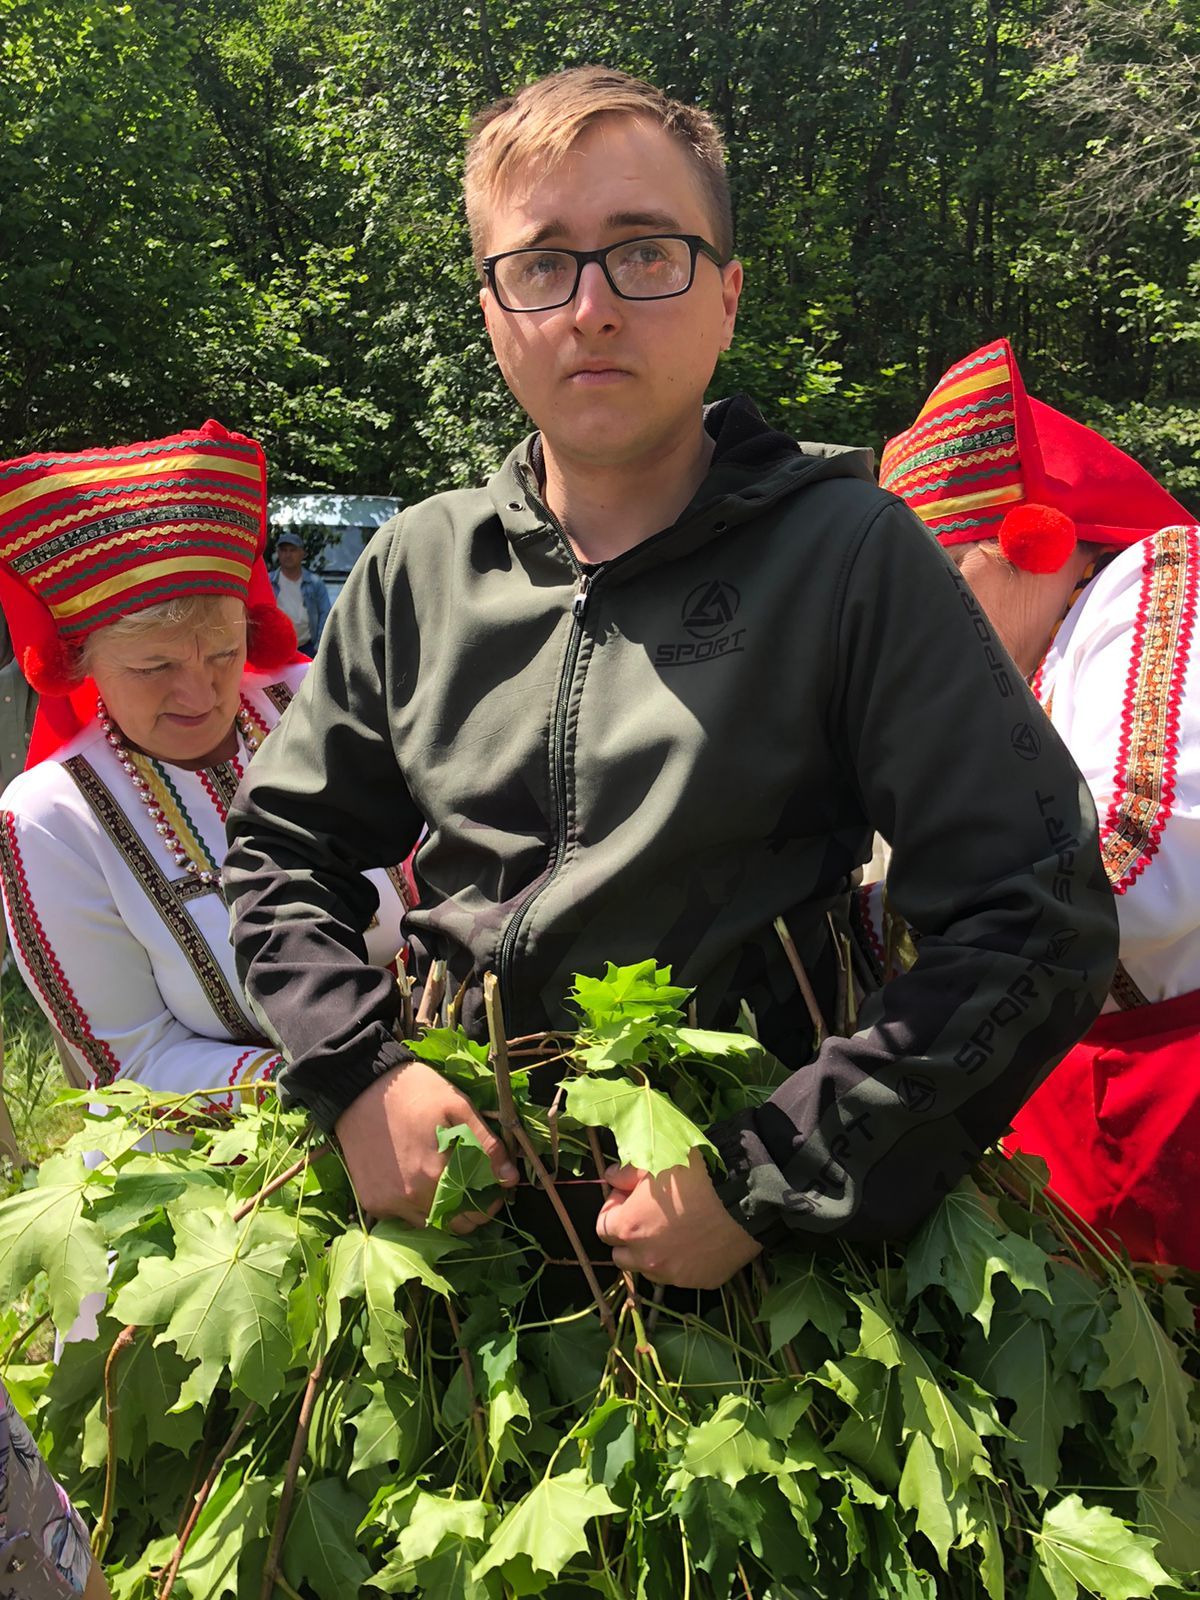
0;419;300;764
879;337;1189;571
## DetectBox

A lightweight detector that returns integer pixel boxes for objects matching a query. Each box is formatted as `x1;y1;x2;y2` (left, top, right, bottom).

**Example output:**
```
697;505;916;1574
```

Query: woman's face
88;598;247;765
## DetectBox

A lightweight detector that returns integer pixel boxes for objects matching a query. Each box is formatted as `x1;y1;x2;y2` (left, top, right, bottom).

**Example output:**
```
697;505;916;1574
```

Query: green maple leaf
672;1394;782;1488
428;1124;501;1230
345;1375;433;1477
1137;1475;1200;1576
850;1290;904;1369
905;1178;1050;1334
570;960;692;1027
282;1476;371;1600
0;1153;110;1329
111;1203;295;1408
326;1221;456;1369
973;1312;1081;1497
894;1333;992;1495
394;1491;490;1565
757;1255;849;1352
478;1324;531;1458
175;1466;272;1599
823;1354;905;1491
565;1074;714;1175
1099;1281;1195;1491
674;1476;768;1591
473;1467;621;1584
898;1431;957;1568
1029;1494;1172;1600
575;1016;659;1074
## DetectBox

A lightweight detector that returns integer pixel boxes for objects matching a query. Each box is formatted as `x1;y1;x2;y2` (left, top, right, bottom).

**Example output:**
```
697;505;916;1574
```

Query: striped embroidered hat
0;419;297;698
880;337;1189;572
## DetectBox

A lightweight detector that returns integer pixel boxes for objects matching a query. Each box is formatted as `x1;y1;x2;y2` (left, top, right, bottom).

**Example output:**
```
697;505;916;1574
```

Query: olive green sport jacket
224;396;1117;1243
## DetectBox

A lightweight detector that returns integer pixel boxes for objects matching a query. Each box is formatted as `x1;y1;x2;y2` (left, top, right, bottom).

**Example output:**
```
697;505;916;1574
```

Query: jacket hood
488;394;877;577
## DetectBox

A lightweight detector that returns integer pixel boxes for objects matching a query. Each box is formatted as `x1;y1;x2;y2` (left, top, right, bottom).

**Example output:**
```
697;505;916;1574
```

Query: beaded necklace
98;697;267;884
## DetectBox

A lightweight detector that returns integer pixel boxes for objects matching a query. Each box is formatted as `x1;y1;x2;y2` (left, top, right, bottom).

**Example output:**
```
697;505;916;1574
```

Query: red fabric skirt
1006;987;1200;1271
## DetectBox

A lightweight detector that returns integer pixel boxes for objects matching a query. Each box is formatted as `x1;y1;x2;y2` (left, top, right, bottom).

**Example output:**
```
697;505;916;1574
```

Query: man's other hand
334;1060;519;1232
595;1150;762;1289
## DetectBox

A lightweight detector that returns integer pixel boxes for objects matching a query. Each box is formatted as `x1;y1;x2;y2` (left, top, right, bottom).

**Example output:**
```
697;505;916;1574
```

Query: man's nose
572;260;622;332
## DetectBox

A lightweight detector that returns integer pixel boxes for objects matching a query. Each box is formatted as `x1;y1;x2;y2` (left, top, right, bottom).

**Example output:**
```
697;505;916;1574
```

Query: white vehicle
268;494;402;597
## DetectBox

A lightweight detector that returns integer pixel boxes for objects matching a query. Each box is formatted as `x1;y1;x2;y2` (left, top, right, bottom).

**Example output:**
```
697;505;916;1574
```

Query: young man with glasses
225;68;1116;1288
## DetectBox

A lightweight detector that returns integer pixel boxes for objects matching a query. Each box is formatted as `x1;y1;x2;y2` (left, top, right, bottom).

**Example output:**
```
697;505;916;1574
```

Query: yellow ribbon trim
0;451;261;518
911;482;1024;521
49;556;249;619
924;361;1013;412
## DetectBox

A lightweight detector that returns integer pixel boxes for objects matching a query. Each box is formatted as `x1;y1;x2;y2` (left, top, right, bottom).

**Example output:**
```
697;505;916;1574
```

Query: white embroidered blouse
0;662;410;1102
1030;524;1200;1005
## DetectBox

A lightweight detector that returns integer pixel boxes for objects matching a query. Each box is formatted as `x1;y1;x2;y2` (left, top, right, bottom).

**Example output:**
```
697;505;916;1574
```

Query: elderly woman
878;336;1198;1270
0;421;409;1101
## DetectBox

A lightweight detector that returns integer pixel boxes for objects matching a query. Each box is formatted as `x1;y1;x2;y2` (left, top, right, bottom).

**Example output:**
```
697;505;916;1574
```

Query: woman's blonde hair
78;594;247;680
464;67;733;267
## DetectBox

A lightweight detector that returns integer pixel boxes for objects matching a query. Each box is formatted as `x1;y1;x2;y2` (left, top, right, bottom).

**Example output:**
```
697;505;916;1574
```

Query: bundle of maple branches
0;960;1196;1599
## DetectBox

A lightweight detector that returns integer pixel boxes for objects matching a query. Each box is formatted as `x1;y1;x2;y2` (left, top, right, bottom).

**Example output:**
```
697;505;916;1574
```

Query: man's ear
720;259;743;351
480;285;497;344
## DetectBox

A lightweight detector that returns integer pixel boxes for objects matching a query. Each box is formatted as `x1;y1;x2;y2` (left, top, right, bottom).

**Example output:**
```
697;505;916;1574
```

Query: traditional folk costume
880;337;1200;1269
0;423;410;1104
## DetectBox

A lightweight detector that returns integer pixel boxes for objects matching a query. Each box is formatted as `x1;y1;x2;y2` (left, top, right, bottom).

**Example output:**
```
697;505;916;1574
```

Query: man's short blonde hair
464;67;733;267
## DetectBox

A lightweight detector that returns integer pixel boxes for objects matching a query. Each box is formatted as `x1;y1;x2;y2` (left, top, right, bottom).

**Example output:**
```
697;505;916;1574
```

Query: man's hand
335;1060;518;1232
594;1150;762;1289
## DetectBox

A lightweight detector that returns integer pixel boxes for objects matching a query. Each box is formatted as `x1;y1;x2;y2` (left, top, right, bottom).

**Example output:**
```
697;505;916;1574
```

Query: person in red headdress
880;337;1200;1270
0;421;413;1104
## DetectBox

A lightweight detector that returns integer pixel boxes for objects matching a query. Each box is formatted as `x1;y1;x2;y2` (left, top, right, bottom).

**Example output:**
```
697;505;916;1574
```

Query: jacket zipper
496;514;599;1022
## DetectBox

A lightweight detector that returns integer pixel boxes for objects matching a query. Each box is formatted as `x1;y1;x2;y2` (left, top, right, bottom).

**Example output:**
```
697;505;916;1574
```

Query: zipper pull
572;572;592;620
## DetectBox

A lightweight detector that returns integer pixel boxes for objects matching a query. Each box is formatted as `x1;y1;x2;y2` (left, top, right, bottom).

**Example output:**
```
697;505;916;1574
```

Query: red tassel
22;636;76;696
998;503;1077;574
247;603;297;669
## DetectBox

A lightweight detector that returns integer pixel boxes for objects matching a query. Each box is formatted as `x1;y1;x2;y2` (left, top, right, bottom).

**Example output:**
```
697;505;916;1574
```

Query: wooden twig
751;1259;804;1378
158;1402;260;1599
0;1308;51;1369
447;1300;492;1500
231;1144;330;1224
513;1124;618;1342
773;916;827;1045
396;967;414;1039
448;971;470;1028
414;960;446;1030
258;1356;326;1600
93;1323;139;1559
483;973;519;1162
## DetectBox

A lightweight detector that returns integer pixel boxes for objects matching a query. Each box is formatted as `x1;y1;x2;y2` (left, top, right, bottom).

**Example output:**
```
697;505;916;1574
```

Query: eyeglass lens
494;237;694;309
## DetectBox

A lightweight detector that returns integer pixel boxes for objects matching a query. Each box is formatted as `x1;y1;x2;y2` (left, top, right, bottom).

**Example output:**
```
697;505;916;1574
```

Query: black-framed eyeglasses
482;233;727;313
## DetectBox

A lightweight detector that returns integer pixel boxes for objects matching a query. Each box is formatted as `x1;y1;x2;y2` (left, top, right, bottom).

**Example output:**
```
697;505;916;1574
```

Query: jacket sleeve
223;523;425;1132
0;807;280;1102
710;498;1118;1243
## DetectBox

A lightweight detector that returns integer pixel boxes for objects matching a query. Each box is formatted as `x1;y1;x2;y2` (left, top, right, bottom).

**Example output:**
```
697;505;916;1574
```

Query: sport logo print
682;580;740;639
1011;722;1041;761
654;580;747;666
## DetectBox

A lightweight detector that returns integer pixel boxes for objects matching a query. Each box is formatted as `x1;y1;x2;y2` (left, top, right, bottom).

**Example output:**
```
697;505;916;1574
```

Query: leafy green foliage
4;0;1196;512
0;962;1196;1599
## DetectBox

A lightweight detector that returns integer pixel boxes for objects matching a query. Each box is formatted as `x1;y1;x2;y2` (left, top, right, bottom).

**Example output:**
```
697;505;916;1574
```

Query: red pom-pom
998;503;1076;573
22;636;75;695
246;602;297;669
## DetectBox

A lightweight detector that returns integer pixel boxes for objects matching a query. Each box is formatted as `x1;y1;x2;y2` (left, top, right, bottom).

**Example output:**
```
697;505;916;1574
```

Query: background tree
1;0;1196;508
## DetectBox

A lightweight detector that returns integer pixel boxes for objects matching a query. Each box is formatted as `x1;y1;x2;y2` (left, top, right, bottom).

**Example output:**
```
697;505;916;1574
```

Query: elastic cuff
277;1037;414;1134
709;1110;789;1247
